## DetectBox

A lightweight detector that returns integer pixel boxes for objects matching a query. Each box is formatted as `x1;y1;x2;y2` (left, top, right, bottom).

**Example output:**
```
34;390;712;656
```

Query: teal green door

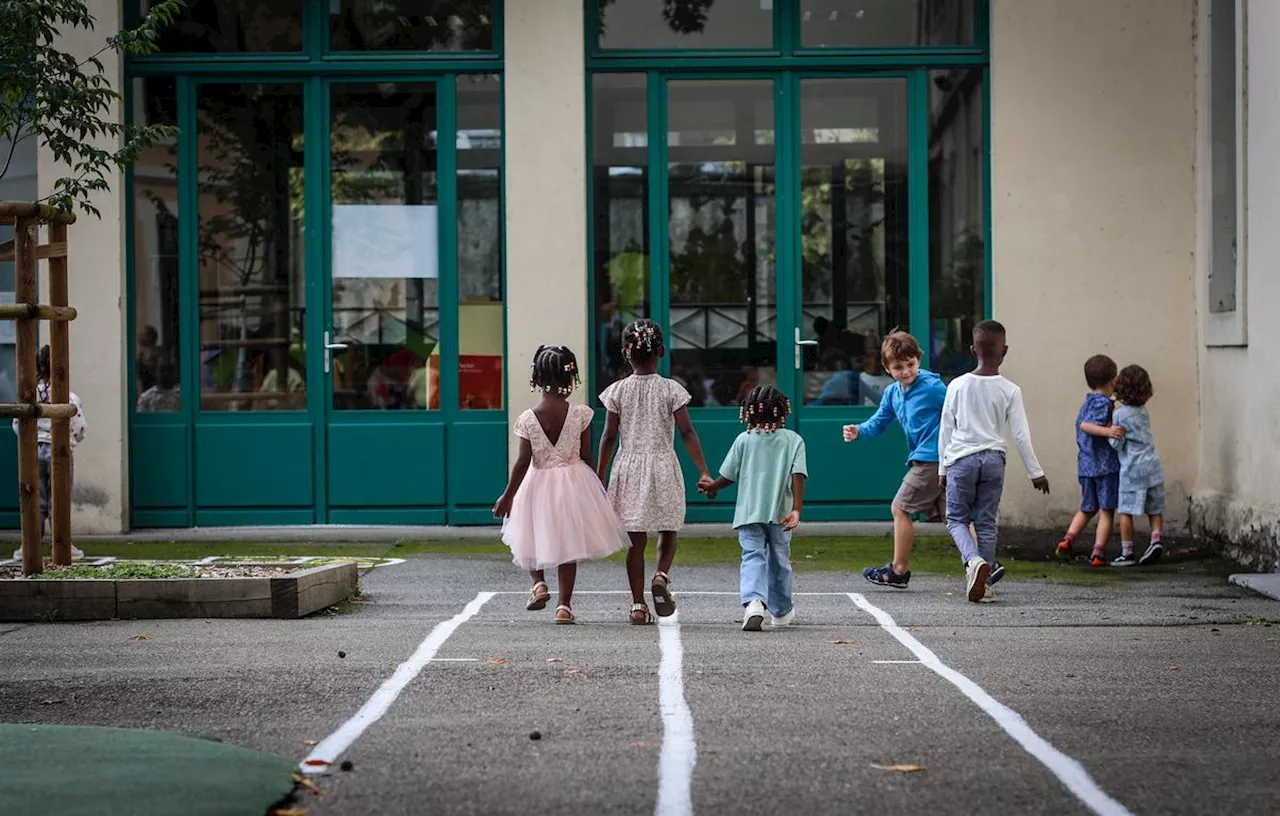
320;76;508;525
650;74;913;521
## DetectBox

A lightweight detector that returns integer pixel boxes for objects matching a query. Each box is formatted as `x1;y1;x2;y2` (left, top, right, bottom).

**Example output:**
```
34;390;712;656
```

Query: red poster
459;355;504;410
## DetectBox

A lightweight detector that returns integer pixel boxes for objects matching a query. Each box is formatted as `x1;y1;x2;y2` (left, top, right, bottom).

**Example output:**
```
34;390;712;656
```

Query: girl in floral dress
597;320;713;625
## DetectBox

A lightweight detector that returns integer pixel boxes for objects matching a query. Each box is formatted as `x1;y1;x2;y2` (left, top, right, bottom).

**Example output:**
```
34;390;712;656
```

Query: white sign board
332;204;438;280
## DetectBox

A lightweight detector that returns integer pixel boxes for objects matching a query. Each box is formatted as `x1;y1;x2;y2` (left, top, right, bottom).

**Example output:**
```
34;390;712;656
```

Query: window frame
1200;0;1248;348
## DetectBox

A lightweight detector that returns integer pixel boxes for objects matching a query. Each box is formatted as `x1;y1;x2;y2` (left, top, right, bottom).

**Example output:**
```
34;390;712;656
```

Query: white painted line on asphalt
656;615;697;816
301;591;496;774
847;593;1133;816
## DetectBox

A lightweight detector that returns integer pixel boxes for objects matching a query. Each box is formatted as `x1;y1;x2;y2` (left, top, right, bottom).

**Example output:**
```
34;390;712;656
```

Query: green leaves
0;0;186;218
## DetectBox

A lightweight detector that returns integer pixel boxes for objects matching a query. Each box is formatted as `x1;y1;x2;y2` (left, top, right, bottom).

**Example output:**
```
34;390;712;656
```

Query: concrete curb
1228;573;1280;602
0;562;357;622
0;522;925;543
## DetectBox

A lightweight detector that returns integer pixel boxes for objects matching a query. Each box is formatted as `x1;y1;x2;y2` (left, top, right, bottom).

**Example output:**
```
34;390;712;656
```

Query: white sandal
554;604;576;625
629;602;654;625
651;572;677;617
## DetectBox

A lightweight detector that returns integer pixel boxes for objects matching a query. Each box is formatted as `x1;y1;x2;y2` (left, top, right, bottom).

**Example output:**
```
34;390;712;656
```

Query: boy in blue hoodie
843;331;977;588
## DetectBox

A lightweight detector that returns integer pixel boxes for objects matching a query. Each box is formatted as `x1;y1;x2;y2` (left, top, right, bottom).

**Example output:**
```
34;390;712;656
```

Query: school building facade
0;1;1274;566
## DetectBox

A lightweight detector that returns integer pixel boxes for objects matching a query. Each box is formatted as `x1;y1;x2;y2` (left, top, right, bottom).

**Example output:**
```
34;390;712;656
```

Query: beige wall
503;0;590;462
35;0;129;533
989;0;1199;528
1193;0;1280;569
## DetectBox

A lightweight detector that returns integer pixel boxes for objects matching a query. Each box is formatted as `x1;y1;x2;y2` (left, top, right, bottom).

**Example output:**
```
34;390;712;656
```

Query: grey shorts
893;461;945;522
1118;483;1165;517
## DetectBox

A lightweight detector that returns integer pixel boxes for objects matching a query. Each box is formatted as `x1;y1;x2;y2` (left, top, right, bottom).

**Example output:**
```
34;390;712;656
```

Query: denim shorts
1079;473;1119;513
1118;483;1165;517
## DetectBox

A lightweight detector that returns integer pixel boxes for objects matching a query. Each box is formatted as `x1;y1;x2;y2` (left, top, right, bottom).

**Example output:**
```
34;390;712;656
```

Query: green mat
0;724;298;815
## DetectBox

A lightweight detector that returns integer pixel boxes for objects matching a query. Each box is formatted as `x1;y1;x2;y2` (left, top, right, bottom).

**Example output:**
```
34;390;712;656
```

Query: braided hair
622;319;663;366
529;345;581;396
739;384;791;433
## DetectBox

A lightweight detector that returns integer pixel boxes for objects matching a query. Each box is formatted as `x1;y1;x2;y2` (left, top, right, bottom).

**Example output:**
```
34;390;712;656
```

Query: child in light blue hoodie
843;331;973;588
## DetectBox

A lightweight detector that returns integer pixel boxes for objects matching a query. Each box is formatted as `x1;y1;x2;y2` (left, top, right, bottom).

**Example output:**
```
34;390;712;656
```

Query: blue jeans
738;523;793;616
945;449;1006;566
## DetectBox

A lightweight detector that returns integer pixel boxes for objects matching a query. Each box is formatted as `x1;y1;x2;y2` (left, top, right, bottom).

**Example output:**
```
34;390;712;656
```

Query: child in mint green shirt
700;385;808;632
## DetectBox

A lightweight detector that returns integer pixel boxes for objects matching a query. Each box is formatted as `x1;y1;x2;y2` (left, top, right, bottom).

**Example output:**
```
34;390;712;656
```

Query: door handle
794;328;818;370
323;331;348;374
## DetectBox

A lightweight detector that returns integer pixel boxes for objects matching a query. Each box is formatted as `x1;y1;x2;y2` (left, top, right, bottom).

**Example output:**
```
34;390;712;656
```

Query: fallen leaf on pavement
129;635;151;641
908;627;924;632
563;668;586;676
302;740;317;746
271;809;306;816
545;658;563;663
490;658;506;665
827;639;853;645
41;698;62;705
1168;666;1179;671
291;774;323;795
871;763;927;773
302;759;330;768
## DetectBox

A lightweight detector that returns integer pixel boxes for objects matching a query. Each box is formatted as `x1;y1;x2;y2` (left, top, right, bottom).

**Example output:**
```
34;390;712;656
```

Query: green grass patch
70;536;1134;583
43;563;198;580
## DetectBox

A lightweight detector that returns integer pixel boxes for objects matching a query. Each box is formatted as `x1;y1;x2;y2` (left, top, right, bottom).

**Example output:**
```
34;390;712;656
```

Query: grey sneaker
1111;552;1138;567
742;599;765;631
965;557;991;602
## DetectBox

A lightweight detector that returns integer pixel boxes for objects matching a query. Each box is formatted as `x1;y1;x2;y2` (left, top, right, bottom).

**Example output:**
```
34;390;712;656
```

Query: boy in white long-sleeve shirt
938;321;1049;602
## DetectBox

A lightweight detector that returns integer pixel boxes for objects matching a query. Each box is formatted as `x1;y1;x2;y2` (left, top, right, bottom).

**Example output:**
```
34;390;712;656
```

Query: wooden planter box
0;562;358;622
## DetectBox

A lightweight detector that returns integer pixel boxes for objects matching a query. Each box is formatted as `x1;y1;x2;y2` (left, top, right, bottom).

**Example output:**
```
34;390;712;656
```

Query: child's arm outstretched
1007;387;1050;494
596;410;620;484
580;415;598;472
493;438;533;518
674;406;712;485
843;386;894;442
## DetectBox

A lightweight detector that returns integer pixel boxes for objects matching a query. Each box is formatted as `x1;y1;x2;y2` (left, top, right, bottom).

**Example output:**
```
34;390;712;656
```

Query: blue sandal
862;564;911;589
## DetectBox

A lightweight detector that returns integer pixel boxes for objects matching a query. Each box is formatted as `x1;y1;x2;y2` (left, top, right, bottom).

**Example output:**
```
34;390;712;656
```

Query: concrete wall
1192;0;1280;570
989;0;1199;529
36;0;129;533
503;0;590;464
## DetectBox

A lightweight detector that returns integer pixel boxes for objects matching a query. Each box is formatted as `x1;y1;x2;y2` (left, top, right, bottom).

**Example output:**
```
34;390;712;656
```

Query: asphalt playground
1;552;1278;815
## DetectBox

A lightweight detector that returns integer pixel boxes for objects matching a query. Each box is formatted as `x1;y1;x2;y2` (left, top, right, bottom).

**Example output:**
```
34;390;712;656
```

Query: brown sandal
651;572;677;618
527;582;551;611
629;602;655;625
554;604;576;625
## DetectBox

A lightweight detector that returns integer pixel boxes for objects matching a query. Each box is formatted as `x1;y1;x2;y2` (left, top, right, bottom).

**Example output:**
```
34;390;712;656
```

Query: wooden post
14;220;41;576
49;222;72;567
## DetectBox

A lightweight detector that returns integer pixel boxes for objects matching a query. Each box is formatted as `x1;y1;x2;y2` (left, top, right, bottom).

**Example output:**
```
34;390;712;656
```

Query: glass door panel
328;82;439;411
666;78;777;409
797;77;909;408
195;83;306;412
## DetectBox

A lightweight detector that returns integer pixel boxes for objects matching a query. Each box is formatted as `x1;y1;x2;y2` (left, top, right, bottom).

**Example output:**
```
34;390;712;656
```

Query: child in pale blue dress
1109;364;1165;566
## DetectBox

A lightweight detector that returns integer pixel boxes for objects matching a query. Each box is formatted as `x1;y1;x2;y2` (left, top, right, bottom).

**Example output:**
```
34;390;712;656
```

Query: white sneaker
769;609;796;628
12;546;84;560
965;557;991;603
742;599;765;631
10;548;18;561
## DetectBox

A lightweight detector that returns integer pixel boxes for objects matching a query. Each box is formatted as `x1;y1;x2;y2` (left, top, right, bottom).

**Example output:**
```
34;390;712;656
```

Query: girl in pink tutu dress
493;345;630;624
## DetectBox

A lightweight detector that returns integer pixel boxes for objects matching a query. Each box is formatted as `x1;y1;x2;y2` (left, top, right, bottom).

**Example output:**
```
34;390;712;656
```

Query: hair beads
529;345;581;396
622;319;663;366
739;385;791;433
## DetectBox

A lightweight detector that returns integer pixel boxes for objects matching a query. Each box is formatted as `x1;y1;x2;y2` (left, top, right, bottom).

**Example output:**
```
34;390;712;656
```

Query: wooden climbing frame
0;202;79;576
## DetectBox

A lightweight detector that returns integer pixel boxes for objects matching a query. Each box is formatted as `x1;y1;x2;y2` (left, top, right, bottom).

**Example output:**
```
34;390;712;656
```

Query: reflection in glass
329;83;438;411
132;77;182;413
798;78;909;406
598;0;773;50
928;69;985;380
592;73;650;395
195;84;306;411
799;0;975;48
667;80;776;408
457;75;504;411
142;0;302;52
331;0;495;51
